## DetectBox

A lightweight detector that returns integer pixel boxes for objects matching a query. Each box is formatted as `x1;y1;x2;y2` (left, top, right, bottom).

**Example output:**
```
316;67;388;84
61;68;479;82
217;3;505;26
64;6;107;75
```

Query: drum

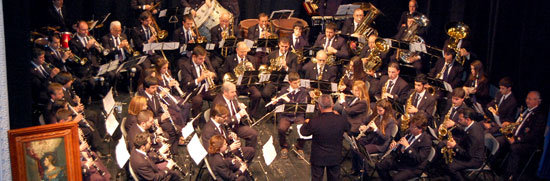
194;0;233;30
61;32;72;50
272;17;309;38
239;19;259;38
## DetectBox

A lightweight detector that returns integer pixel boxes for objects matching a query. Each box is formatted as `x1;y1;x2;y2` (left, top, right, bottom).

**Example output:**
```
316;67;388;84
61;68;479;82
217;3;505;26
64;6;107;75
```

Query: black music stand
256;38;279;50
262;71;287;84
309;80;336;94
237;71;261;86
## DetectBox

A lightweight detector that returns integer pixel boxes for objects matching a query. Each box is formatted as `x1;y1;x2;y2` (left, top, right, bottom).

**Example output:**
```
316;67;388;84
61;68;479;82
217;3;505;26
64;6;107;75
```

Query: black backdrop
4;0;549;128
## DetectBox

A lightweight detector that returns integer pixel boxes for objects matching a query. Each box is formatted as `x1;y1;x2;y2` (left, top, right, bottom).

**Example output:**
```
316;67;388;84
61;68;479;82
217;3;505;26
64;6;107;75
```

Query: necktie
450;107;457;118
229;100;236;116
442;63;451;81
146;28;150;40
388;80;395;93
498;95;506;107
83;36;88;47
413;93;420;107
58;8;63;19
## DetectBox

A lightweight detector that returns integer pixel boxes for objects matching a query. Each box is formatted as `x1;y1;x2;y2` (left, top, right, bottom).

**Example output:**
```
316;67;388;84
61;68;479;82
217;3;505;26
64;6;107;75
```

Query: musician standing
313;22;350;60
438;108;485;181
213;82;258;149
503;91;546;180
271;72;309;159
302;50;338;82
376;114;433;181
300;94;350;181
130;132;181;181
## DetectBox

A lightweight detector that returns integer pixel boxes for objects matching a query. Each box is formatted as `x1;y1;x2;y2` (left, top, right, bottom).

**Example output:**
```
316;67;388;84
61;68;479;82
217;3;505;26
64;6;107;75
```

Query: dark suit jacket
262;50;298;73
335;98;370;133
131;25;154;54
275;86;309;122
101;34;130;60
247;24;277;40
68;35;100;67
223;54;259;75
300;112;350;166
30;63;53;104
486;92;517;124
125;114;138;134
361;116;398;152
443;122;485;163
200;120;230;150
375;75;410;104
46;5;70;31
209;24;240;46
515;106;547;145
464;77;490;104
129;149;170;181
313;34;350;59
180;0;204;10
45;47;72;73
218;0;239;17
407;90;437;118
212;94;243;130
428;58;464;88
291;35;309;51
127;124;146;151
179;58;216;91
172;26;195;46
391;132;432;170
341;18;358;35
207;153;244;181
301;62;338;82
439;102;469;125
131;0;161;11
137;90;163;117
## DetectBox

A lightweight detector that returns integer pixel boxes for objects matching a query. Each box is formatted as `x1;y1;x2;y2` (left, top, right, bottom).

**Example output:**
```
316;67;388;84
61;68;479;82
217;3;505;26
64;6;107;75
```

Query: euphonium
399;14;429;63
223;60;255;83
310;88;322;104
363;38;389;72
446;22;469;65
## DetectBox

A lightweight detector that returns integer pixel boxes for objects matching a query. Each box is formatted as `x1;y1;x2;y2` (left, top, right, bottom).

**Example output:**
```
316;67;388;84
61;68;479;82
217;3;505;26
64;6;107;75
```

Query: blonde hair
128;96;147;116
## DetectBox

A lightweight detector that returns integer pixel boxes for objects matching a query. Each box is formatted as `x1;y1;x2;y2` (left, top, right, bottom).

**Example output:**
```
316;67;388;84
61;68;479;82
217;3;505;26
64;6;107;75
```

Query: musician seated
101;21;131;61
125;96;149;132
269;72;309;159
376;114;433;181
374;62;410;104
45;35;73;73
213;82;258;149
31;48;60;105
201;105;256;163
247;13;277;41
428;47;464;89
462;60;490;105
130;0;160;15
437;88;469;126
210;12;239;46
404;74;437;120
207;135;252;181
313;22;350;59
391;16;424;73
137;76;180;149
261;37;299;102
127;110;156;151
291;22;309;51
154;59;191;128
43;83;66;124
437;108;485;181
132;11;157;56
78;128;111;181
69;21;101;68
398;0;420;31
502;91;546;180
301;50;338;82
335;80;372;134
482;77;517;135
173;14;197;47
130;132;182;181
341;8;364;36
179;46;217;116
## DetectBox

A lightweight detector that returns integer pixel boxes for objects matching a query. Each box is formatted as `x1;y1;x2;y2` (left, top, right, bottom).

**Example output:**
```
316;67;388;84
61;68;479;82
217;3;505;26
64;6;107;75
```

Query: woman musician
462;60;490;105
335;80;372;135
339;57;368;94
207;135;252;181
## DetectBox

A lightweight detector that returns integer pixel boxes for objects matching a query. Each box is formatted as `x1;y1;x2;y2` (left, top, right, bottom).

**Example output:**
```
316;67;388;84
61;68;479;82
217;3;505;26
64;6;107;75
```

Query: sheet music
259;74;270;83
236;75;243;86
331;83;338;92
443;82;452;92
187;134;207;165
105;113;119;136
103;88;115;113
297;124;313;139
206;43;216;50
275;105;285;113
300;79;311;88
181;122;195;139
144;42;180;52
115;137;130;168
336;4;361;16
306;104;315;113
244;39;254;49
262;136;277;166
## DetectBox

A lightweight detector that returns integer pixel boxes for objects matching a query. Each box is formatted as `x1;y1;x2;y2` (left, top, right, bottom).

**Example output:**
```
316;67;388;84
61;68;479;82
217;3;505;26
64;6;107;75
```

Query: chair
204;157;217;180
427;126;439;144
406;147;436;181
368;124;399;160
203;109;211;123
466;133;499;180
120;117;128;139
128;162;139;181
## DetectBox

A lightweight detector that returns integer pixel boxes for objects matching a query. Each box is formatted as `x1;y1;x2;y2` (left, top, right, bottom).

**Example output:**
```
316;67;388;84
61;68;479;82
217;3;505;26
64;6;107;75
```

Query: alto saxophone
400;93;415;132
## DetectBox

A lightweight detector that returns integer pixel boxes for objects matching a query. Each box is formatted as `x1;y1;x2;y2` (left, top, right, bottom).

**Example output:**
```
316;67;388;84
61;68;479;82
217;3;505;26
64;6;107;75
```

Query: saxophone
400;93;415;132
439;108;456;164
500;107;525;140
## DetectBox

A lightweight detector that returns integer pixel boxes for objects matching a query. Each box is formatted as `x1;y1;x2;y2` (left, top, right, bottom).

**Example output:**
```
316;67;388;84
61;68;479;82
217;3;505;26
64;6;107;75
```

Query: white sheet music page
188;134;207;165
115;137;130;168
103;88;115;113
262;136;277;166
105;113;119;136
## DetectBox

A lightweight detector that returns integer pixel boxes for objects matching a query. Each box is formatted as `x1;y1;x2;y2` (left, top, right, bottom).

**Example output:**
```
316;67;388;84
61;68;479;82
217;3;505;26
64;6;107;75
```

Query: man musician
173;14;197;46
341;8;364;36
438;88;469;126
428;47;464;89
247;13;277;41
132;11;158;55
261;37;299;102
403;74;437;120
45;35;73;73
129;132;182;181
313;22;350;60
376;114;433;181
179;46;217;116
101;21;132;61
375;62;410;104
483;77;517;135
210;12;239;46
302;50;338;82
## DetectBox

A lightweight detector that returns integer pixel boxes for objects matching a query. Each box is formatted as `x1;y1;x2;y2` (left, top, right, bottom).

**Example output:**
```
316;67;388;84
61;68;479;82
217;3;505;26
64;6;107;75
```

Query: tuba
398;14;429;63
363;38;390;72
446;22;469;65
352;3;382;55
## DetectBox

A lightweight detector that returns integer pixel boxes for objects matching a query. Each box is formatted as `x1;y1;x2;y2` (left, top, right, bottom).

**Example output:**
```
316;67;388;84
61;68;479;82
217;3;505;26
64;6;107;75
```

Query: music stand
256;38;279;50
309;80;337;94
335;4;360;16
270;10;294;20
237;71;261;86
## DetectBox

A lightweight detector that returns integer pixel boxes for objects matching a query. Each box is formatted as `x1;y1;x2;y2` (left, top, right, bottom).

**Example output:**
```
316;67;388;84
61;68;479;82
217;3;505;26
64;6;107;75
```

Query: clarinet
228;130;252;177
233;98;253;125
79;129;105;176
68;104;94;131
156;92;179;131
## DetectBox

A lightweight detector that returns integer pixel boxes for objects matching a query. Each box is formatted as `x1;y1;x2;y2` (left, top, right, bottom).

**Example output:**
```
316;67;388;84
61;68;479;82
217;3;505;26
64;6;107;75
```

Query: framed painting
8;121;82;181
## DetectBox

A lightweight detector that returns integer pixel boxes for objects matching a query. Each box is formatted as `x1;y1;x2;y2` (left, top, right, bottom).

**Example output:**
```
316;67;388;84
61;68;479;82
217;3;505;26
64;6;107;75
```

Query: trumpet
60;48;88;65
199;63;216;91
123;40;140;57
87;36;110;56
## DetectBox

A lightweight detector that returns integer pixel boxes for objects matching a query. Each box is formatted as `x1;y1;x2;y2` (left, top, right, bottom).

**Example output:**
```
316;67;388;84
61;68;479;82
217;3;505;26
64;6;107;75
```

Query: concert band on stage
30;0;547;180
